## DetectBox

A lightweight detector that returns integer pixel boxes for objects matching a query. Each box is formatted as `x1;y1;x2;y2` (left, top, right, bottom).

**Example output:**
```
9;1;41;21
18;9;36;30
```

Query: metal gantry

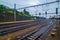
13;0;60;20
17;1;60;10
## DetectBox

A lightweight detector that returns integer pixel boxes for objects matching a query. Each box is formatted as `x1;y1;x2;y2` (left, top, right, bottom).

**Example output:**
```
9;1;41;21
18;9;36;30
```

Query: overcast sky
0;0;60;18
0;0;56;8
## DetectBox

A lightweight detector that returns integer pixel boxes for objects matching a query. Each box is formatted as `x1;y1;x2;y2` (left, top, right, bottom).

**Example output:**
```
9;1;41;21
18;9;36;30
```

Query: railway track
0;20;54;40
0;20;42;36
13;21;55;40
0;21;38;29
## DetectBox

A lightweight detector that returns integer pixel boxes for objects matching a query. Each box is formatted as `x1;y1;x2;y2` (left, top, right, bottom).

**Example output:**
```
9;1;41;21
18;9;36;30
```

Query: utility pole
57;0;59;7
3;5;6;21
39;13;41;17
14;4;16;21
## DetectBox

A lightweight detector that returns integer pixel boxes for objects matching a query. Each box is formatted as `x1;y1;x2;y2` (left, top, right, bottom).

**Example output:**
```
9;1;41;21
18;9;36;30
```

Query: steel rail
0;22;40;36
13;22;53;40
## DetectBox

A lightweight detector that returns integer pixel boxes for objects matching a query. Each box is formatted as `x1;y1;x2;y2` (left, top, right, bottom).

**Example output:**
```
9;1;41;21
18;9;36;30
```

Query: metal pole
3;5;6;21
39;13;41;17
35;7;37;17
14;4;16;21
57;0;59;15
57;0;59;8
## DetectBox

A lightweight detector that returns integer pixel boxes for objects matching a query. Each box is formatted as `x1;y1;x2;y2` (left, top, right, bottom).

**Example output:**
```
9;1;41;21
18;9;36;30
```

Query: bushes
0;4;32;22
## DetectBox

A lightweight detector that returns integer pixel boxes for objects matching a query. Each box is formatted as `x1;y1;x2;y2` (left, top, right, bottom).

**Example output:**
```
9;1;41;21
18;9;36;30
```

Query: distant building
50;15;60;20
32;16;46;20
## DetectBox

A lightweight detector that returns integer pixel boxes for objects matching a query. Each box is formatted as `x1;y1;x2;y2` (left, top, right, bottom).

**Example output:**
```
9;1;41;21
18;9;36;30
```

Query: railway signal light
39;13;41;15
45;11;47;15
56;8;58;15
45;11;47;18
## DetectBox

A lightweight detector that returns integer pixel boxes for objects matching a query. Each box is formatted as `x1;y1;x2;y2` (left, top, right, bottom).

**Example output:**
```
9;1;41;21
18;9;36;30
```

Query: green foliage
7;10;14;14
0;5;9;11
0;4;32;18
24;11;32;18
17;12;24;16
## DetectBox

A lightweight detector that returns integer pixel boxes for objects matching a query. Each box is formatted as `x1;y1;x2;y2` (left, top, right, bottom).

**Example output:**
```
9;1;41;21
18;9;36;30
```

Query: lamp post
39;13;41;17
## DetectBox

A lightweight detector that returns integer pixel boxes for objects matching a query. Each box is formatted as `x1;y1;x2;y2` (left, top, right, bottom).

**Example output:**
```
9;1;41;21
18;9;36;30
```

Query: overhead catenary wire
17;1;60;10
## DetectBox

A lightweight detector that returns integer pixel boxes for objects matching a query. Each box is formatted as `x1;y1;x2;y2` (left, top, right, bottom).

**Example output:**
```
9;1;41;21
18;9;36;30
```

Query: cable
17;1;60;10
